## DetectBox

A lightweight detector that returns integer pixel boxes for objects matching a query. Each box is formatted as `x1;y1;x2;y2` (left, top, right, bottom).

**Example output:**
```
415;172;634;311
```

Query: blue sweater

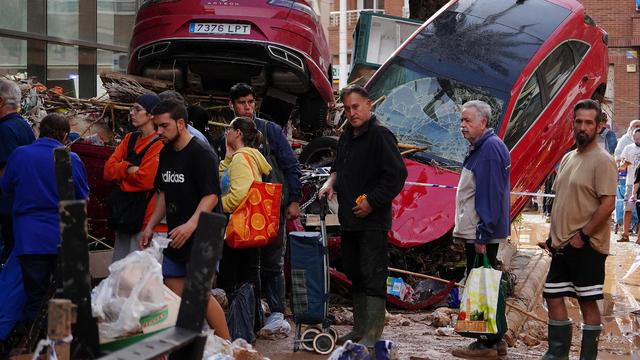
453;130;511;244
0;138;89;255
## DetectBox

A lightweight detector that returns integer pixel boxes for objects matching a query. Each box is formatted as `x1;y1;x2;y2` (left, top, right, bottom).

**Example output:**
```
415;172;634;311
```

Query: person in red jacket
104;94;166;262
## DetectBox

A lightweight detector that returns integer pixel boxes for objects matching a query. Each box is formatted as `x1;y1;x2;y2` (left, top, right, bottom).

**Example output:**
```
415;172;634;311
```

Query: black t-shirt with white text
154;137;221;262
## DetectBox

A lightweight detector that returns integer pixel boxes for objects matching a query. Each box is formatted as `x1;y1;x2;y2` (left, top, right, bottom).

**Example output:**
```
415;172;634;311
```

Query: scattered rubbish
386;277;414;302
211;288;228;310
447;287;461;309
257;312;291;340
328;340;370;360
91;237;172;339
83;133;105;146
373;340;400;359
202;331;271;360
414;279;446;303
435;327;455;336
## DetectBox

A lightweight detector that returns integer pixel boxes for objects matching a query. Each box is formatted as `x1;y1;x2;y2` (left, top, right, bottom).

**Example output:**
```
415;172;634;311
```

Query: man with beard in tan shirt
541;99;616;360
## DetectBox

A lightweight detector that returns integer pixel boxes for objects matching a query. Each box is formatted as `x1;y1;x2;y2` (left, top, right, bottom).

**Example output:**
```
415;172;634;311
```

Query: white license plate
189;23;250;35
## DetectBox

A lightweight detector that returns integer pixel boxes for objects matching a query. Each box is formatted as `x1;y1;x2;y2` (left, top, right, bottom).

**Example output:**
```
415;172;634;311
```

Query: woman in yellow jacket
218;117;271;329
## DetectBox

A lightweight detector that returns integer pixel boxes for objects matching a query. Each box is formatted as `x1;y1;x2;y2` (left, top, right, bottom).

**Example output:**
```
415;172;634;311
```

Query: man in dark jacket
319;85;407;349
452;100;511;359
218;83;302;331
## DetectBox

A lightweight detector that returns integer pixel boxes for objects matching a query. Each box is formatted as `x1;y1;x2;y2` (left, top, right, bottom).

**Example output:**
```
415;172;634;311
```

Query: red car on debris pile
128;0;333;136
362;0;609;248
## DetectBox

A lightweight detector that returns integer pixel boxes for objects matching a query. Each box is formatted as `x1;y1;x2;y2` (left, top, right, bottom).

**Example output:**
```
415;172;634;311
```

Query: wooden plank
47;299;77;360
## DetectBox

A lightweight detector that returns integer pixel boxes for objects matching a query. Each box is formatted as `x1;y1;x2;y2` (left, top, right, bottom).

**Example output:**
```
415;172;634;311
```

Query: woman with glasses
104;94;166;262
218;117;272;340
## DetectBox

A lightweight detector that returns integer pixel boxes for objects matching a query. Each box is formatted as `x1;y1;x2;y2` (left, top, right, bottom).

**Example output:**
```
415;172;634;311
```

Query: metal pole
339;0;348;89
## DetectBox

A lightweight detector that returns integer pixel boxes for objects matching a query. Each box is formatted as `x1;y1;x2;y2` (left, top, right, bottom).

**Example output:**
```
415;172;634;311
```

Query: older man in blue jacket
452;100;511;359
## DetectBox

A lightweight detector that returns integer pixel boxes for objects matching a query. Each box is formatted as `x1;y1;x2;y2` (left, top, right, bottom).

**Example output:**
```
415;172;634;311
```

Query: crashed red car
128;0;333;136
365;0;609;247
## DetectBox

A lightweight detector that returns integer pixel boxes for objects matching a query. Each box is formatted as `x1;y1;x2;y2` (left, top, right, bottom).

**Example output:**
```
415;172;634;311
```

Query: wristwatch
578;229;589;243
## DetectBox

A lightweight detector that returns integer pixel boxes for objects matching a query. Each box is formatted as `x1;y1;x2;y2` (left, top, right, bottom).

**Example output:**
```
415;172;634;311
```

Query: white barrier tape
31;334;73;360
403;181;637;202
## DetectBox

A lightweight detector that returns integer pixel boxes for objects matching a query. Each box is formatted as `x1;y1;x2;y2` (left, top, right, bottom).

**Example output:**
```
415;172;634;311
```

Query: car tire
299;136;338;168
299;94;328;135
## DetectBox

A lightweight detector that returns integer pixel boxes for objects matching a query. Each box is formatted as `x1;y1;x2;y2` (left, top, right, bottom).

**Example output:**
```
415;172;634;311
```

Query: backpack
106;132;160;233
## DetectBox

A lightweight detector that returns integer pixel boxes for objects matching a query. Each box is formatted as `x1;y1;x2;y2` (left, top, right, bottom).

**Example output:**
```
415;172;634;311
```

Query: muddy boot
358;296;386;349
540;319;572;360
579;323;601;360
452;340;498;359
497;339;507;357
338;293;365;344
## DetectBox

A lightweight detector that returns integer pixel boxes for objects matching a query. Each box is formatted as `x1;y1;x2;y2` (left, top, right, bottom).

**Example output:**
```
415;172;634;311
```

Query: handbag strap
240;152;256;182
473;252;491;269
261;121;272;157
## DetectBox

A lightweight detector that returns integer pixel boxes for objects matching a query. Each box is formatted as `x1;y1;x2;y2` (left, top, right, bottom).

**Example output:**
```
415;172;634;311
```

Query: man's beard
575;131;595;147
162;133;179;146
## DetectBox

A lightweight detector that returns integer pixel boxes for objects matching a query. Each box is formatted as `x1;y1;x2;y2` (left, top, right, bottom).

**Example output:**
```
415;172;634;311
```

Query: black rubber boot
540;319;572;360
579;323;601;360
358;296;386;349
338;293;365;344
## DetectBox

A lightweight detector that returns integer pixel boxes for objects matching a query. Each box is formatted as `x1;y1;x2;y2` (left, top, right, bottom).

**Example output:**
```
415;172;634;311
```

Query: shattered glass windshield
371;61;505;171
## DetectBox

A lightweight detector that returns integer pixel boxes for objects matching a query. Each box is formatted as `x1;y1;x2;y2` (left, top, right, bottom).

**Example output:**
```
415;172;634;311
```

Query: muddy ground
250;213;640;359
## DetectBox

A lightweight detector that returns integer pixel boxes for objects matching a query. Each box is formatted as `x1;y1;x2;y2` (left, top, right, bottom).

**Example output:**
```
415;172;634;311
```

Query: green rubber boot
358;296;386;349
579;323;601;360
337;293;365;344
540;319;572;360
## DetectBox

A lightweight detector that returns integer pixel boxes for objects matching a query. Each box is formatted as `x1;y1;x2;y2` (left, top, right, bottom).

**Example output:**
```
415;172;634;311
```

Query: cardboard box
99;285;180;352
89;249;114;279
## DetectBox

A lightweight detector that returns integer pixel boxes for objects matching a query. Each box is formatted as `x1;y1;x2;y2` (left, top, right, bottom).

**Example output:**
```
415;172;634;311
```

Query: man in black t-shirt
140;100;230;340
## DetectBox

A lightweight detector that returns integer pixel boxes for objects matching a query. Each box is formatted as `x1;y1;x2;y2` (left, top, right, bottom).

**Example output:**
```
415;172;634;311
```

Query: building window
47;43;79;97
0;3;27;32
97;0;138;46
48;0;79;40
0;38;27;75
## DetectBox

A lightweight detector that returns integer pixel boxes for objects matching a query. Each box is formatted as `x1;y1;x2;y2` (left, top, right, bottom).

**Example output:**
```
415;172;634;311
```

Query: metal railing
329;8;385;26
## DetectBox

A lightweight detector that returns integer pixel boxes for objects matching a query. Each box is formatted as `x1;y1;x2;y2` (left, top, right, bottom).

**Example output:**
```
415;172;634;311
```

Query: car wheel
299;136;338;168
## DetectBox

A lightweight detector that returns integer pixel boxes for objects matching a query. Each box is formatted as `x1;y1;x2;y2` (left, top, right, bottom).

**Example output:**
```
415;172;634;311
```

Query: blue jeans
17;254;57;322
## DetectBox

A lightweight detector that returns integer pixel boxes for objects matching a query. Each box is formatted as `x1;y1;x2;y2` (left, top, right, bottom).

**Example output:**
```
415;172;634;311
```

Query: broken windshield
370;61;505;171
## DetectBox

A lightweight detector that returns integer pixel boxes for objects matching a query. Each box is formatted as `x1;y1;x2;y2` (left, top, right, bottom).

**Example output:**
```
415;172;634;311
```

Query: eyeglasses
129;106;145;113
225;127;235;134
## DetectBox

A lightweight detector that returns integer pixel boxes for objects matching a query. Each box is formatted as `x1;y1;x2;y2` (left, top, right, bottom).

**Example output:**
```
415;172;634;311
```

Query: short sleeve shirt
550;145;617;254
155;137;221;262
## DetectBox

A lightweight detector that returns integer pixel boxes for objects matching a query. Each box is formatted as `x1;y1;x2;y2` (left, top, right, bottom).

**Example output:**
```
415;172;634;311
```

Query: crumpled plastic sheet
257;312;291;340
91;236;171;339
202;332;270;360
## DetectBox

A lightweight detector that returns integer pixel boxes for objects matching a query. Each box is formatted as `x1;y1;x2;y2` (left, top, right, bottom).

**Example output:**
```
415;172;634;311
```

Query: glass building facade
0;0;139;98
